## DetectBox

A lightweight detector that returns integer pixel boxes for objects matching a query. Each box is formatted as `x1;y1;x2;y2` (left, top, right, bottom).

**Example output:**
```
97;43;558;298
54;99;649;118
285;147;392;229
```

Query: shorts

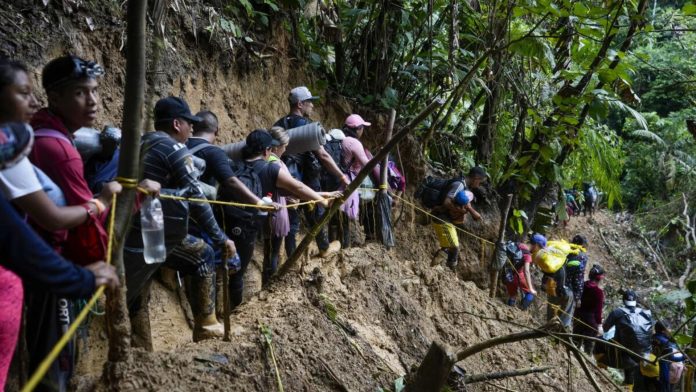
432;222;459;248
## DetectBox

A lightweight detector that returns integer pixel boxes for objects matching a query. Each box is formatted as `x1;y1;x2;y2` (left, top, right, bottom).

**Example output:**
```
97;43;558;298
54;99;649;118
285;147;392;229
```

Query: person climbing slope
530;233;575;328
501;241;536;309
274;86;348;258
429;167;485;269
603;289;655;390
573;264;605;354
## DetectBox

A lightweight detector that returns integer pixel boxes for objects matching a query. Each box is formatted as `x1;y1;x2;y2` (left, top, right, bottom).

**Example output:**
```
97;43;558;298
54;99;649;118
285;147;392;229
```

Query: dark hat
571;235;588;246
246;129;280;151
468;166;488;179
154;97;202;124
42;55;105;91
623;289;637;307
0;122;33;170
589;264;605;280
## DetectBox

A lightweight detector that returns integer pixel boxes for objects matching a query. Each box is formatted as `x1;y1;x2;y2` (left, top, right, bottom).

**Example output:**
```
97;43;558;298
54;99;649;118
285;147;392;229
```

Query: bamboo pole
104;0;148;366
489;194;513;297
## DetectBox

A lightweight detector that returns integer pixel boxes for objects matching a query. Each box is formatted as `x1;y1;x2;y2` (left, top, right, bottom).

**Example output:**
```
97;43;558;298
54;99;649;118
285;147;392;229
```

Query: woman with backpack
341;114;382;239
217;129;337;307
652;321;685;391
573;264;605;354
502;242;536;309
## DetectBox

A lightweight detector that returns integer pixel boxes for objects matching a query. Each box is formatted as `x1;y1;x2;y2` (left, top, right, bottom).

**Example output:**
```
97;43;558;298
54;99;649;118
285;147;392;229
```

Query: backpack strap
188;142;213;156
34;128;74;146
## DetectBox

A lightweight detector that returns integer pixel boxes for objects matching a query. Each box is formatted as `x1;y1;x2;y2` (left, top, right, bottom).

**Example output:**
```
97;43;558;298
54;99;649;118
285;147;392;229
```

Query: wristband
81;203;95;219
89;198;106;214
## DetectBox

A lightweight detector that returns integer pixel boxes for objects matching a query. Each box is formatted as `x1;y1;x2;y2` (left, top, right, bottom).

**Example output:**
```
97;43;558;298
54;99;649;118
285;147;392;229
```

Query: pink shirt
341;137;380;179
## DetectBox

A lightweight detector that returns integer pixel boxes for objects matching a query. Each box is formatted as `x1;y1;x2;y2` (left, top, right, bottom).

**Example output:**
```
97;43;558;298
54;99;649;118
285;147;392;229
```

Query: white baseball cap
289;86;319;104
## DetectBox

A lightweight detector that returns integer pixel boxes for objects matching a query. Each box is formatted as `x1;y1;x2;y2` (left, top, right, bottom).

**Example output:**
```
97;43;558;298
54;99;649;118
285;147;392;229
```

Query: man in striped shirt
125;97;235;342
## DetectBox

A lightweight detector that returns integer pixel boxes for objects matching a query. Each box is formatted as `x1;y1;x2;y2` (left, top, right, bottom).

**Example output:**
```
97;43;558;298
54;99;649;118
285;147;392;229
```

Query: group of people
500;231;685;391
564;183;599;219
0;53;407;390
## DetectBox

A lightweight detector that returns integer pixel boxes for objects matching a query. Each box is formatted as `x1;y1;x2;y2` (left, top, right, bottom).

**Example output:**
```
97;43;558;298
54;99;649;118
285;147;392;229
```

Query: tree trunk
405;342;455;392
104;0;148;367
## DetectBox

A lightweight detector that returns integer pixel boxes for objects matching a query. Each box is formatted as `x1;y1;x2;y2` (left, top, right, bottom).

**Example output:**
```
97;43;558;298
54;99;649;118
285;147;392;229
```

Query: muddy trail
68;206;627;392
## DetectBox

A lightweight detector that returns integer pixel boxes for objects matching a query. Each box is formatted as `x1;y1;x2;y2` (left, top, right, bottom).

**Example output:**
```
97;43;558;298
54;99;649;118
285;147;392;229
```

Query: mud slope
72;206;614;392
560;210;666;304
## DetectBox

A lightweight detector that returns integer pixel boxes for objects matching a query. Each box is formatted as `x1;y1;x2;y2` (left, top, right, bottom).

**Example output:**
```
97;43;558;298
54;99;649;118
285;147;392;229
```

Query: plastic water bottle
141;196;166;264
258;193;273;216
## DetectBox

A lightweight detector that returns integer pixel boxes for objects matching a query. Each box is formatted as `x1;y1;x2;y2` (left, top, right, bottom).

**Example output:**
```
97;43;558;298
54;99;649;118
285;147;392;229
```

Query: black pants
227;219;260;309
124;234;215;308
302;204;330;251
24;291;74;392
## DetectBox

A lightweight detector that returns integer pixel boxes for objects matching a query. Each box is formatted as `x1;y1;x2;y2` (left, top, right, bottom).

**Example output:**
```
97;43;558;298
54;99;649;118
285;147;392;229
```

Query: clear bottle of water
141;196;166;264
258;193;273;216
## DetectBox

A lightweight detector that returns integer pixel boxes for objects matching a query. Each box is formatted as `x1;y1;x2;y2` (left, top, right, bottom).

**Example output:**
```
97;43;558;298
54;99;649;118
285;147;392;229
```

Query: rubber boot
190;274;224;342
520;292;535;310
506;297;516;307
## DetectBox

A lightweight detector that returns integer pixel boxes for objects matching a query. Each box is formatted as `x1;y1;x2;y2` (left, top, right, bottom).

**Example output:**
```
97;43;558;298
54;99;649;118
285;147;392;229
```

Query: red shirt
577;280;604;327
29;109;95;248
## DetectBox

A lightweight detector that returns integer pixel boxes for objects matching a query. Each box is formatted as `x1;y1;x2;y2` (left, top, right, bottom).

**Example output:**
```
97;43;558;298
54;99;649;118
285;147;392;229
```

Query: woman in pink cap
340;114;382;239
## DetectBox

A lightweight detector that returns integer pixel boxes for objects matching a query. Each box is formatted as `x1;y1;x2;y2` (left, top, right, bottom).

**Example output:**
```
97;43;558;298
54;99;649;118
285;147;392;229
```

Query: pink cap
345;114;371;128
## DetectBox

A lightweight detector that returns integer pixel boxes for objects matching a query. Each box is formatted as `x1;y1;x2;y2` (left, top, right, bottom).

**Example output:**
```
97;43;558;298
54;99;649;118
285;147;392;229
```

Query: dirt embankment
68;202;621;392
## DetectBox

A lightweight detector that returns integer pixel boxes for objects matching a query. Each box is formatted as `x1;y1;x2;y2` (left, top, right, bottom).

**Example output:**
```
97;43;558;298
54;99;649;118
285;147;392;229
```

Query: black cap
0;122;33;170
468;166;488;179
623;289;637;306
154;97;202;124
571;235;588;246
246;129;280;151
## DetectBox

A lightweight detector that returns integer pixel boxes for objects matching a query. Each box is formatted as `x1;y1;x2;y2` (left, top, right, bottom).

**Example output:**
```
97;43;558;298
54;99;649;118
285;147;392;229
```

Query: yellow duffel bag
640;354;659;378
534;240;585;274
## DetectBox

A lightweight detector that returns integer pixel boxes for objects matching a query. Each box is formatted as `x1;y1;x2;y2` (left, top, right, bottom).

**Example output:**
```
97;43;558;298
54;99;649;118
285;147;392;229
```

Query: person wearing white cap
274;86;348;258
602;289;655;390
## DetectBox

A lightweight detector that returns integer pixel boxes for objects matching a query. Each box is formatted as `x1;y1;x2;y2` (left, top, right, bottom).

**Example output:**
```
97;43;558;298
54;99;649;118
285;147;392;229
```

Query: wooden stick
105;0;148;365
463;366;553;384
489;194;513;297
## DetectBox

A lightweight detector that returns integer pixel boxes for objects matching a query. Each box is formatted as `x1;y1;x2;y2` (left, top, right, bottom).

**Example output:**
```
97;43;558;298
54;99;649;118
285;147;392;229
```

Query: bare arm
224;176;261;205
14;190;106;231
275;166;328;207
524;262;536;294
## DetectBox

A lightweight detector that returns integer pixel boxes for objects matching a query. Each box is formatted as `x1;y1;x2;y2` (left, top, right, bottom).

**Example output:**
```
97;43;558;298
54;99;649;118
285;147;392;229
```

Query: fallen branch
634;230;671;281
463;366;553;384
679;260;693;289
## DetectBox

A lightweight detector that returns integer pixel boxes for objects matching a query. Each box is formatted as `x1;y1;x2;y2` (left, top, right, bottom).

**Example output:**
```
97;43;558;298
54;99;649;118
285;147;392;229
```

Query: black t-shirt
186;137;235;187
219;158;280;202
273;114;310;129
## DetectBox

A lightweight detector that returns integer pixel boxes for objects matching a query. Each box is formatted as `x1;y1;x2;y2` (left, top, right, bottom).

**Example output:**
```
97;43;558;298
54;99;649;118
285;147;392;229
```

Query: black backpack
321;138;346;190
615;307;653;355
415;176;465;208
228;160;263;199
501;241;526;284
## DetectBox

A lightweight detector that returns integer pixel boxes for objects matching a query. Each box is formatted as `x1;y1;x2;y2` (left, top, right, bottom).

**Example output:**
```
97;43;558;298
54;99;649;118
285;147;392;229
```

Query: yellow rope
21;194;118;392
157;193;342;210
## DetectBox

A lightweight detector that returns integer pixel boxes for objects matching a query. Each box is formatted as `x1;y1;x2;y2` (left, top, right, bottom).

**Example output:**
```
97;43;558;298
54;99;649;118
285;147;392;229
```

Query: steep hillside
66;204;622;392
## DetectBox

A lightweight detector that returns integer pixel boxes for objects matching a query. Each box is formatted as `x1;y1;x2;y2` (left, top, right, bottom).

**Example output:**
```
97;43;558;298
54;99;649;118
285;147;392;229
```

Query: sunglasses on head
47;57;105;90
